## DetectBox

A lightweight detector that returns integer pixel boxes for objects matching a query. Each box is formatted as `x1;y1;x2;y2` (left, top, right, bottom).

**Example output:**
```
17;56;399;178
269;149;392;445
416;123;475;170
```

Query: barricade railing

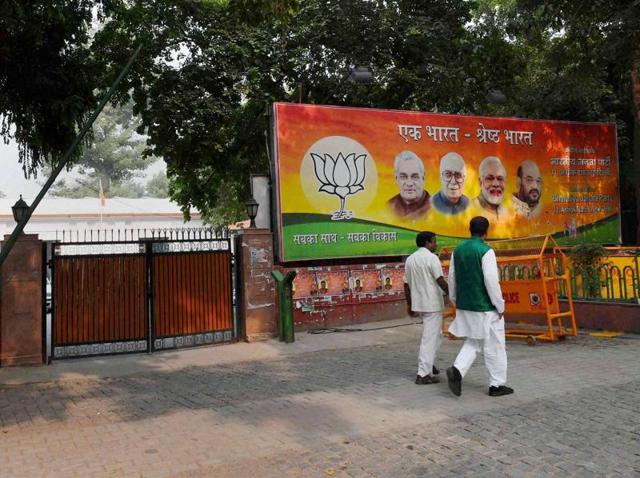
560;262;640;303
442;235;577;345
499;255;640;303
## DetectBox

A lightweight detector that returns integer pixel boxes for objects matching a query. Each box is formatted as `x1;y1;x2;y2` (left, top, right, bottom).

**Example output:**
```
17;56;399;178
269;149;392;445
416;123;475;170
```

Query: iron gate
151;241;234;350
51;238;234;359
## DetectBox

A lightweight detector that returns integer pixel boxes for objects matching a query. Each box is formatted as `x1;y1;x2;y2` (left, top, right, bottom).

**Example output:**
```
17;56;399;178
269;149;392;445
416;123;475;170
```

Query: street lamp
486;89;507;104
245;197;259;228
320;65;374;104
348;66;374;84
11;195;29;225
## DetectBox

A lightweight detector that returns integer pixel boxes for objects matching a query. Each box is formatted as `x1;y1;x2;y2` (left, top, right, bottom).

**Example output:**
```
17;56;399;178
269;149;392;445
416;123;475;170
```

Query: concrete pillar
235;229;276;342
0;234;44;366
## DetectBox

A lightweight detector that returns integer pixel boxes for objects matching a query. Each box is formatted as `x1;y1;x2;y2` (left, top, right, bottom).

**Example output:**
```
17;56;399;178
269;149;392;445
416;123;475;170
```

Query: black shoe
446;366;462;397
489;385;514;397
432;365;440;375
415;374;440;385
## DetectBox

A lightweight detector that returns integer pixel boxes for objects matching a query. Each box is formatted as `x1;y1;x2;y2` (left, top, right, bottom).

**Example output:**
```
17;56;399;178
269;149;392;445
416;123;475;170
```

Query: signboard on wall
272;103;620;262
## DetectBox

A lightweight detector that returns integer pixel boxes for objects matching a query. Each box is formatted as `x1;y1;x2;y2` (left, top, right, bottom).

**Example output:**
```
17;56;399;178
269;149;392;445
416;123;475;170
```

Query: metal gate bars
51;238;234;360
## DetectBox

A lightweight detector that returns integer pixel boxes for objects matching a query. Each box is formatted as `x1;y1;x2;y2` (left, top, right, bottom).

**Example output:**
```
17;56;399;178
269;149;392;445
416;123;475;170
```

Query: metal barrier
53;226;230;243
501;253;640;303
445;235;577;345
563;262;640;302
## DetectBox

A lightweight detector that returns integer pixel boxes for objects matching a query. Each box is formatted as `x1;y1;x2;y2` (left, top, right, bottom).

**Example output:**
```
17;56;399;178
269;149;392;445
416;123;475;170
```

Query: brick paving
1;325;639;477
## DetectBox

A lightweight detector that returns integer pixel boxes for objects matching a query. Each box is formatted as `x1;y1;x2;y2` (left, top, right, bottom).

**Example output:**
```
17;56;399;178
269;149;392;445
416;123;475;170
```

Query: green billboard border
280;213;620;262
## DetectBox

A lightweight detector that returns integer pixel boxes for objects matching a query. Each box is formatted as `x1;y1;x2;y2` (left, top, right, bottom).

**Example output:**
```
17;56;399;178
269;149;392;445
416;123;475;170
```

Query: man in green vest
445;216;514;397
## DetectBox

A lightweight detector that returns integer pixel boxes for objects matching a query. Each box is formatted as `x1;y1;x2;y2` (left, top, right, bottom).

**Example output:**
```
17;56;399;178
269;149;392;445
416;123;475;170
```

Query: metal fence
565;263;640;302
498;255;640;303
52;226;231;243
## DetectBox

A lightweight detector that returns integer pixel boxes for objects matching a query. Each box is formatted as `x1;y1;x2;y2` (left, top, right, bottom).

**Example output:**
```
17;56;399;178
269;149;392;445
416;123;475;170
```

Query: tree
146;171;169;198
47;101;157;198
89;0;505;225
1;1;302;224
82;1;299;223
472;0;640;242
3;1;639;236
0;1;108;174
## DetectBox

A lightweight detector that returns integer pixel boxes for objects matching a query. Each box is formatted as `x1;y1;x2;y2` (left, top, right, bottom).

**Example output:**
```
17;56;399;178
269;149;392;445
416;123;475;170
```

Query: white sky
0;141;45;202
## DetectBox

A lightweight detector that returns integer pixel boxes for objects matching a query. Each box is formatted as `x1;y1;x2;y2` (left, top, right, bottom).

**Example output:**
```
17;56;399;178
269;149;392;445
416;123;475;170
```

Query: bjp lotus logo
310;152;367;220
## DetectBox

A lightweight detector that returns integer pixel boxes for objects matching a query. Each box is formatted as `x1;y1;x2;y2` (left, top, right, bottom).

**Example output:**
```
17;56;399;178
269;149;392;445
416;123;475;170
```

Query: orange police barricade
441;234;577;345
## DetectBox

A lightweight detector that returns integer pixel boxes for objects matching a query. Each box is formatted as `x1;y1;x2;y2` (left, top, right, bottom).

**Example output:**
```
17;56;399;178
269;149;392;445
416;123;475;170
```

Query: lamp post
11;195;29;226
245;197;259;228
486;89;507;104
319;65;374;104
348;65;374;84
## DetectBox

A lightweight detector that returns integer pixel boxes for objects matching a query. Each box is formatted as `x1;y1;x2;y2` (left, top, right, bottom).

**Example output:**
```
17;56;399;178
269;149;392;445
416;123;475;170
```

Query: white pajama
404;247;446;378
448;249;509;387
417;312;443;377
453;311;507;387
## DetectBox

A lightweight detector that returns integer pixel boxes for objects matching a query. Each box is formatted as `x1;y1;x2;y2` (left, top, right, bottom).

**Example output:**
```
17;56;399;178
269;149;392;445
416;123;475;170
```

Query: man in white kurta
404;231;449;385
446;217;514;397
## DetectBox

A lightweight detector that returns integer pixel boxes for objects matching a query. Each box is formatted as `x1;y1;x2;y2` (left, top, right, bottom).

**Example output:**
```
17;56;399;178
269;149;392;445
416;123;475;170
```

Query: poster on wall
272;103;620;262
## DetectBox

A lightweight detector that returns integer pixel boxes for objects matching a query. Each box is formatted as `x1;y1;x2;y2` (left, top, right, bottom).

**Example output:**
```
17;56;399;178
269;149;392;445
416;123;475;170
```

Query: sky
0;140;166;205
0;141;44;202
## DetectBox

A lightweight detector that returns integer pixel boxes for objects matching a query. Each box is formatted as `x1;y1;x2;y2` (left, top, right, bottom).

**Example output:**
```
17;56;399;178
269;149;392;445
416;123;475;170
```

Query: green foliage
86;0;508;226
0;1;103;174
51;177;145;199
472;1;639;121
2;0;640;232
195;178;245;228
108;182;145;198
146;171;169;198
570;244;609;271
569;244;610;298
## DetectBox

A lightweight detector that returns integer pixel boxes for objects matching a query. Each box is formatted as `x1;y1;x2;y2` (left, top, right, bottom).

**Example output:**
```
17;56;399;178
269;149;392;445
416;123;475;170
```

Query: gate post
145;240;154;354
0;234;44;366
234;229;277;342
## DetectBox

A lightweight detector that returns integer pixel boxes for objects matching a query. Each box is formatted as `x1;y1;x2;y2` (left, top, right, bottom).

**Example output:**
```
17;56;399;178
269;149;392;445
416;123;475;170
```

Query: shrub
569;244;609;298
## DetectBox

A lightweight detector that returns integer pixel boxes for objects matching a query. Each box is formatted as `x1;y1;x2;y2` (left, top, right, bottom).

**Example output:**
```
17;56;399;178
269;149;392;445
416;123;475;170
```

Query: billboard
272;103;620;262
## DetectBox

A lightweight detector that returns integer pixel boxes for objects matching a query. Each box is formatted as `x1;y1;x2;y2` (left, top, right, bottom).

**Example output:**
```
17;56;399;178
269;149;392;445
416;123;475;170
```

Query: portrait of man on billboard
318;279;328;294
512;160;543;218
387;150;431;219
384;276;393;290
432;152;470;215
472;156;511;222
354;278;363;293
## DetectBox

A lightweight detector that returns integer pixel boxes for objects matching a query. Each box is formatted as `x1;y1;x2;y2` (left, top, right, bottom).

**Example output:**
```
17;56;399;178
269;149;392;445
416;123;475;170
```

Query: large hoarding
272;103;620;262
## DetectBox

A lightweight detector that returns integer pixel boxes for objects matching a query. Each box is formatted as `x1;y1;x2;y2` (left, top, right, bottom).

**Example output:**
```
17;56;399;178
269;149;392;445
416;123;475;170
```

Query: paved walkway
1;319;639;477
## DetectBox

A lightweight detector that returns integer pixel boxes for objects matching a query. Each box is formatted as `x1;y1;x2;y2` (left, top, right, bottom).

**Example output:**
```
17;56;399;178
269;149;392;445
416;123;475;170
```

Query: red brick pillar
235;229;277;342
0;234;44;366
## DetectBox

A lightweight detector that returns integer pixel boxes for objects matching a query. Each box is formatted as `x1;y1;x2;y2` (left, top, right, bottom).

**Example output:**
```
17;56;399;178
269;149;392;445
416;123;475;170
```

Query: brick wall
279;261;408;330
